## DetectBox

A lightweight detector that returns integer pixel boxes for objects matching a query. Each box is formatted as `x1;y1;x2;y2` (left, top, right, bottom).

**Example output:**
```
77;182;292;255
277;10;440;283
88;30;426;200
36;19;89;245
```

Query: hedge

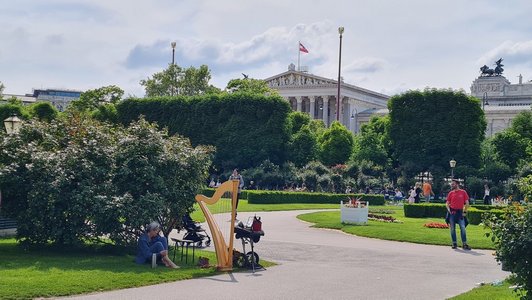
200;188;250;200
116;93;291;170
403;204;505;225
246;190;385;205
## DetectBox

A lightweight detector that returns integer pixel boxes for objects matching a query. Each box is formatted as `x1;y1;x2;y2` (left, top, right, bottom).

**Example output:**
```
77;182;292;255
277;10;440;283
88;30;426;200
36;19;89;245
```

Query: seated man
135;221;179;268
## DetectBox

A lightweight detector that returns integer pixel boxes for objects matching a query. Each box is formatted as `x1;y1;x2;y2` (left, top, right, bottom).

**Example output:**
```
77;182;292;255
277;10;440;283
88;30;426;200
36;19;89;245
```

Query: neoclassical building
264;64;389;133
470;74;532;136
265;63;532;136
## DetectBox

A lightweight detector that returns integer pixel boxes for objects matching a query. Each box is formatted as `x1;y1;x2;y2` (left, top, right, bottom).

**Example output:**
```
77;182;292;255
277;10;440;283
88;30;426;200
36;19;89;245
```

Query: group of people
405;181;435;203
135;170;475;267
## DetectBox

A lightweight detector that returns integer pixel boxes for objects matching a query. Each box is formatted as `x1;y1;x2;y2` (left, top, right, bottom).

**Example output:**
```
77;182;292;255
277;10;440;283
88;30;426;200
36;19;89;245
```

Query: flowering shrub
484;204;532;299
0;116;212;246
423;222;449;229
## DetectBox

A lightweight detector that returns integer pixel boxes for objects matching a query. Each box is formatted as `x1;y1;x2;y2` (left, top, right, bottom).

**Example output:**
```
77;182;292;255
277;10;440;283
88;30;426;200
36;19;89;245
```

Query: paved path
64;210;507;300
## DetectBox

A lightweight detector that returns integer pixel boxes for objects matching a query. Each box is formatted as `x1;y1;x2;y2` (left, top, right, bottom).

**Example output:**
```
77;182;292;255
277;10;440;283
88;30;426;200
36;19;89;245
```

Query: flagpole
297;41;300;72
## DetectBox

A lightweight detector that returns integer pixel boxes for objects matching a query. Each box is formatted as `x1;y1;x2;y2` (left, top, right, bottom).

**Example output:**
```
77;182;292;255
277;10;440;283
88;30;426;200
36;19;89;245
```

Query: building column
309;96;316;119
296;96;302;112
323;96;329;126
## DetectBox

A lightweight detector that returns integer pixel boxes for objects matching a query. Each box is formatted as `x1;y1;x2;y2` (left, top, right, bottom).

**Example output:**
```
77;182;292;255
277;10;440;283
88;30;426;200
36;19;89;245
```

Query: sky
1;0;532;97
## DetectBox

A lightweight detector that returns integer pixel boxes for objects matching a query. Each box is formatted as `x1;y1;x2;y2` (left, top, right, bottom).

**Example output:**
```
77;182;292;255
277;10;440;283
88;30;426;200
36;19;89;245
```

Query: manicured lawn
190;199;338;222
448;280;521;300
297;205;495;249
0;238;274;299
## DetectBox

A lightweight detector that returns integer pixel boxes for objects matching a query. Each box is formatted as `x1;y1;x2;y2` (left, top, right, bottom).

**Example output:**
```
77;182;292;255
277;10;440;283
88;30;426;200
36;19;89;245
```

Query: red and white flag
299;42;309;53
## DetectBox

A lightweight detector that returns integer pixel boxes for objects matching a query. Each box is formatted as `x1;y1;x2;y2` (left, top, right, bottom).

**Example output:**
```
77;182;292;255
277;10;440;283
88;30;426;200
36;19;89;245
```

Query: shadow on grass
0;239;215;274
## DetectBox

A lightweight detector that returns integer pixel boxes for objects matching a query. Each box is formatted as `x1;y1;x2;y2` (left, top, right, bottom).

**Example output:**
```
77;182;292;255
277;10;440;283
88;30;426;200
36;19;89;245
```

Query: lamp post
482;92;489;110
4;114;22;134
449;159;457;179
350;108;358;133
170;42;177;96
336;26;344;122
171;42;176;65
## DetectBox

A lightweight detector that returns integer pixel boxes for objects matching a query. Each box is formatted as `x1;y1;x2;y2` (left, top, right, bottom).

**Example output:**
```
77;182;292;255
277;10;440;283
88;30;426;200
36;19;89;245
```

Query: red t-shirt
446;189;469;210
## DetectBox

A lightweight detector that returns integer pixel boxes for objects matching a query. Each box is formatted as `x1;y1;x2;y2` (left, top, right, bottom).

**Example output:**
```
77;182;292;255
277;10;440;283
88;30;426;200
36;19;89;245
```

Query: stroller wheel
195;241;202;248
233;253;246;268
245;252;259;267
204;236;211;247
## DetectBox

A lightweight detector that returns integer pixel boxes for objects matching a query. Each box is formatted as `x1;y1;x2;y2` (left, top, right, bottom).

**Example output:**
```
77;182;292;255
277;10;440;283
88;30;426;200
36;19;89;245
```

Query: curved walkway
64;210;507;300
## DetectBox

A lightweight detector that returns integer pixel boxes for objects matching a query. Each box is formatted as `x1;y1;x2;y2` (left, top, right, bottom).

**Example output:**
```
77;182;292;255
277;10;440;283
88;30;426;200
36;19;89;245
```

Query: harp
195;179;239;271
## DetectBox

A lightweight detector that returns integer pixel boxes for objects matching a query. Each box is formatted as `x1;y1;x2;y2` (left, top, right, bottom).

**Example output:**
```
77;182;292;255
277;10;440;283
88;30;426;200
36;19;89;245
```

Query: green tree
319;121;354;166
180;65;219;96
70;85;124;112
352;116;391;167
287;125;318;167
482;161;513;184
288;111;311;134
140;64;220;97
510;110;532;140
29;102;58;122
226;78;276;95
0;103;29;123
492;130;528;169
389;89;486;175
0;81;4;99
0;117;212;246
484;205;532;299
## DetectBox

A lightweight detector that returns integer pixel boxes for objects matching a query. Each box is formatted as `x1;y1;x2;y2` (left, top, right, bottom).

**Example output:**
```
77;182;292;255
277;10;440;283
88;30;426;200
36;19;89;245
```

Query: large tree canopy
388;89;486;175
140;64;220;97
225;78;276;95
70;85;124;113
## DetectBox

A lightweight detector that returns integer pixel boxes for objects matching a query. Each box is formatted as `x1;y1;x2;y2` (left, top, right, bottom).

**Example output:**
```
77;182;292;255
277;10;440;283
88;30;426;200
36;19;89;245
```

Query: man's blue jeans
449;214;467;245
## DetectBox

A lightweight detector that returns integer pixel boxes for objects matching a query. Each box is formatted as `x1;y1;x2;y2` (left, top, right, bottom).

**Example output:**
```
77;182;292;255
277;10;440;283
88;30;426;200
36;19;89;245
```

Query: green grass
190;199;338;222
297;205;495;249
0;238;274;299
448;280;521;300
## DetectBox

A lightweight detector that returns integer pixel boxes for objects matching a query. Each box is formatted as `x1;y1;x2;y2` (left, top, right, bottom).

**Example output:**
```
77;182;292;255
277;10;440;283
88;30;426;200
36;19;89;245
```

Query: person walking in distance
483;184;491;205
229;168;244;217
422;180;435;203
446;179;471;250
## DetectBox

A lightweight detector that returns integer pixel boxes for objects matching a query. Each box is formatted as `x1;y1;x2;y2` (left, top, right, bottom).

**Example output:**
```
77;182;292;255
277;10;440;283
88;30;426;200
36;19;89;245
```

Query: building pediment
264;71;337;88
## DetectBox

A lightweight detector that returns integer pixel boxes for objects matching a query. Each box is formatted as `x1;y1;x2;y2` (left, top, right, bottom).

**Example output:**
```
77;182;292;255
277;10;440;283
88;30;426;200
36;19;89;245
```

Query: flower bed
368;209;395;215
423;222;449;229
367;213;402;223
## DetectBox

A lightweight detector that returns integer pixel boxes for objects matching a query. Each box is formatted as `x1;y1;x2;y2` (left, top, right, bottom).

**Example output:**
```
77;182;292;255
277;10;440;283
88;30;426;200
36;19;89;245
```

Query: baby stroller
180;214;211;248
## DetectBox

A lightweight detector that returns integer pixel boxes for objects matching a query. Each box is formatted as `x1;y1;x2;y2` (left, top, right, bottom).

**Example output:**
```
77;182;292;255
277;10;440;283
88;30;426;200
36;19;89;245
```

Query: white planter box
340;201;368;224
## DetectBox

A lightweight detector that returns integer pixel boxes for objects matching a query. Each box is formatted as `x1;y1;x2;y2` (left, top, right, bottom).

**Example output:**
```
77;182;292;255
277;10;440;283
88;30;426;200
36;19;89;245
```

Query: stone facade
264;65;389;133
470;75;532;136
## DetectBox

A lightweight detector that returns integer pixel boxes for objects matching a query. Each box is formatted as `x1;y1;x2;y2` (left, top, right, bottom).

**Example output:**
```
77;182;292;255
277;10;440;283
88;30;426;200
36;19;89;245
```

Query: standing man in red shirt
446;179;471;250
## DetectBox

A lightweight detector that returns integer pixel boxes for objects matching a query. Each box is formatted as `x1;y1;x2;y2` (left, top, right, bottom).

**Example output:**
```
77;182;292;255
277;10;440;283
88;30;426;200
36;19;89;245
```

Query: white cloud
478;40;532;67
2;0;532;97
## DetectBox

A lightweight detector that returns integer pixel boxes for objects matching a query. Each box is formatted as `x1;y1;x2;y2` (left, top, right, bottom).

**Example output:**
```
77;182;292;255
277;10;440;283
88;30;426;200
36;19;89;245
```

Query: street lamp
4;114;22;134
449;159;457;179
336;26;344;122
482;92;489;110
350;108;358;133
171;42;176;65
